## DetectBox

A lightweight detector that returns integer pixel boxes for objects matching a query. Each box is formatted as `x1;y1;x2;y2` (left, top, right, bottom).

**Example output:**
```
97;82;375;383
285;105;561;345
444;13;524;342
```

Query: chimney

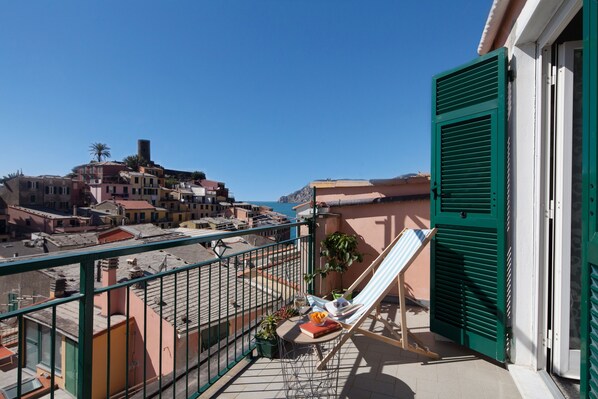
129;265;145;288
100;258;119;317
50;278;67;299
101;258;119;287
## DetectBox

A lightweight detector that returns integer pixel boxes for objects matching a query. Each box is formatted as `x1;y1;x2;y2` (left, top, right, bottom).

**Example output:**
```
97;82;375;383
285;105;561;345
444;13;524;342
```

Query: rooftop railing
0;220;314;398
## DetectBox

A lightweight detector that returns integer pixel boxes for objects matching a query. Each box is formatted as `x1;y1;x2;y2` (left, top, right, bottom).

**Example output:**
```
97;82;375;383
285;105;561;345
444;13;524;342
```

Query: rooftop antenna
159;254;168;272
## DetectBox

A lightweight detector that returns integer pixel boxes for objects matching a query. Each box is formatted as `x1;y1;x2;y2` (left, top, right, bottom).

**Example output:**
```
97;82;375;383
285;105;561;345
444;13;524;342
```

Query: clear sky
0;1;491;201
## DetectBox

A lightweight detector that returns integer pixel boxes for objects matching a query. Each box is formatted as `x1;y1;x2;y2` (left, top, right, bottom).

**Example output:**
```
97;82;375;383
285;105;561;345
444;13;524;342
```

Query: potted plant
304;231;364;299
255;313;280;358
275;305;300;321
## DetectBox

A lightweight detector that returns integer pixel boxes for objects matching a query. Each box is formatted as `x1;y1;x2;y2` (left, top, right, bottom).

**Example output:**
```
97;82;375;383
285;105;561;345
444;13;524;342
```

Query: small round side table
276;316;342;398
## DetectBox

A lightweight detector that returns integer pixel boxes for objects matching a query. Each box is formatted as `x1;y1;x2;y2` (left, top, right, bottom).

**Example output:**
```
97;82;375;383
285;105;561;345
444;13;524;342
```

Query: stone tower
138;139;151;163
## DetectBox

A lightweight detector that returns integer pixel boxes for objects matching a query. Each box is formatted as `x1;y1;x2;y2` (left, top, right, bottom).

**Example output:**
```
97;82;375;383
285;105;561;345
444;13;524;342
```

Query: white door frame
552;40;582;379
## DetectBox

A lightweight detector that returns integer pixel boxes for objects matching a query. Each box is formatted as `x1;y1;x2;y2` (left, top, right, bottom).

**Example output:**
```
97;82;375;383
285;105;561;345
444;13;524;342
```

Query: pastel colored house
0;175;74;212
7;205;93;235
72;162;128;185
301;173;431;304
88;181;132;204
24;300;130;399
94;200;167;225
119;172;159;205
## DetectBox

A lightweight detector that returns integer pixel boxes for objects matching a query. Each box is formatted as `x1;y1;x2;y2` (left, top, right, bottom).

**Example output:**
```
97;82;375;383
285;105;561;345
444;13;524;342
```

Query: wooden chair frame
316;228;439;370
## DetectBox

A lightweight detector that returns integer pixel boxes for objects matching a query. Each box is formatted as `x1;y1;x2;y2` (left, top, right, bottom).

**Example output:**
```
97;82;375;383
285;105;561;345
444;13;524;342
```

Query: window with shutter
431;47;509;362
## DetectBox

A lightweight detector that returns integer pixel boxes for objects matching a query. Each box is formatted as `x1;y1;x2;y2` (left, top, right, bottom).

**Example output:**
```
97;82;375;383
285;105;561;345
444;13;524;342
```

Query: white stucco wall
494;0;582;371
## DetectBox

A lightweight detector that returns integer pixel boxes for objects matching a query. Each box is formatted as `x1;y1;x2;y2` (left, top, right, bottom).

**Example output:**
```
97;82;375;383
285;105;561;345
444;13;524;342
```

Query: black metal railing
0;221;313;398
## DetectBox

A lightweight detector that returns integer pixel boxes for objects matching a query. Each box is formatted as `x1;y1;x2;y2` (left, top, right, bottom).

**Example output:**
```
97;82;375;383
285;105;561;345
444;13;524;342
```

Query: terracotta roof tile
115;200;155;210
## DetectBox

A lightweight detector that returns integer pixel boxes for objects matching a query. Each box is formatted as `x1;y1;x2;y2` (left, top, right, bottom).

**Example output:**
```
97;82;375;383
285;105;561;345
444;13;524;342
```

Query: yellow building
24;301;132;399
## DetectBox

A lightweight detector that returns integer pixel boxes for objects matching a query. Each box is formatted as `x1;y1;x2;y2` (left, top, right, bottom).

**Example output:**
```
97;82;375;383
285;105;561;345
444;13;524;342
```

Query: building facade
0;176;74;211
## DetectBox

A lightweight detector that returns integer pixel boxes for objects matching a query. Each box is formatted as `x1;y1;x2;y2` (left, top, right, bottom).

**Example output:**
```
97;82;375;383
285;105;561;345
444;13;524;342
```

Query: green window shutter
431;47;509;362
581;0;598;396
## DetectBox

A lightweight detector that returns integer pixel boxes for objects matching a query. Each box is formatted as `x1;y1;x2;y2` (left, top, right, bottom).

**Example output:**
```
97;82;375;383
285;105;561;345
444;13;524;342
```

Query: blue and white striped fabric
308;229;433;325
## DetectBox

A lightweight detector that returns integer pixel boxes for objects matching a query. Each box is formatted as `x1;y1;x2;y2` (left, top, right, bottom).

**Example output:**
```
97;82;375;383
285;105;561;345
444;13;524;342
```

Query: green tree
89;143;111;162
191;171;206;181
123;154;146;171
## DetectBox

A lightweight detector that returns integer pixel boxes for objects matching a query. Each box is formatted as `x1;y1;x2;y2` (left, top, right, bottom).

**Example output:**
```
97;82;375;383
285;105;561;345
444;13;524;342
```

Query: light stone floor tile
216;305;522;399
371;391;399;399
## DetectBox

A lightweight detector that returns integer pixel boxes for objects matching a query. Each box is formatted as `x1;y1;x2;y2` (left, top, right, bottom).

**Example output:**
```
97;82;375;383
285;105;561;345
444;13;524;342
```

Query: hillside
278;184;311;203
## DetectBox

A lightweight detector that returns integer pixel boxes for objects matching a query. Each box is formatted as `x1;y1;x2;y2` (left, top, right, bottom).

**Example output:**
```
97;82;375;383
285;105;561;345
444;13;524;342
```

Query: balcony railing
0;221;314;399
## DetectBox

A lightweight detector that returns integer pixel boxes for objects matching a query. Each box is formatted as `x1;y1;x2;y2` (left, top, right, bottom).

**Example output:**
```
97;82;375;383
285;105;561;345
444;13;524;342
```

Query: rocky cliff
278;184;312;203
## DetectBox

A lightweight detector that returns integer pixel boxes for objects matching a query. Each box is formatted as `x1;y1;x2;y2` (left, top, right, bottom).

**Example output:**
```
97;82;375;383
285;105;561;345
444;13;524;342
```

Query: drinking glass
293;292;308;313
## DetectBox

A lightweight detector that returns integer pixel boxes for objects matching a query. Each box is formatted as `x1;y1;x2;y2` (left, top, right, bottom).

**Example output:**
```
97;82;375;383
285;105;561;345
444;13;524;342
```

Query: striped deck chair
308;228;439;370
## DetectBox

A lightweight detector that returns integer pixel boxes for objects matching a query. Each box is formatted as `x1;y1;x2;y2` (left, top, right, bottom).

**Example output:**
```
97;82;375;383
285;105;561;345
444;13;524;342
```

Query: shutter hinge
544;329;552;349
508;69;515;82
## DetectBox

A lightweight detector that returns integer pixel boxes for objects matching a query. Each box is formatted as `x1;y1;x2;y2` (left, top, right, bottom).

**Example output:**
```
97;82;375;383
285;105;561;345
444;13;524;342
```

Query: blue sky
0;1;491;201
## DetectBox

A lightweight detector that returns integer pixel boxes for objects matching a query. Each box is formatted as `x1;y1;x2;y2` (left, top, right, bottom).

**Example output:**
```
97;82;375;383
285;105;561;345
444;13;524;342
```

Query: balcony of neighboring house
0;213;523;399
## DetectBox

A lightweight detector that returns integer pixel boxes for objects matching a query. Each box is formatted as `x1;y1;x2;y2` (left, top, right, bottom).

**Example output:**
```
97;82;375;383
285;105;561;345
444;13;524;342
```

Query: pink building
88;182;132;204
7;205;94;234
300;173;431;305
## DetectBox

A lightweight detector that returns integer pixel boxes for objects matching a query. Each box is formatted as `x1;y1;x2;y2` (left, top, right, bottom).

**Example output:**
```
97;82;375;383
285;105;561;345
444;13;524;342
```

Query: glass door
552;40;583;379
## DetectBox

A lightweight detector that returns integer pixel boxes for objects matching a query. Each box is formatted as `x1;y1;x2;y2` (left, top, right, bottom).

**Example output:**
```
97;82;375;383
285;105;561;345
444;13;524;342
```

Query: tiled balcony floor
215;303;522;399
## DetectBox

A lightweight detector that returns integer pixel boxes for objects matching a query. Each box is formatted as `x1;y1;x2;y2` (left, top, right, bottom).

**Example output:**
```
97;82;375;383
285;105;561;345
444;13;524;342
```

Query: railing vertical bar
159;276;163;397
260;247;265;322
274;243;279;308
308;187;317;295
250;250;254;340
234;255;238;360
173;273;177;397
217;256;222;376
225;255;230;369
106;290;111;399
78;260;94;399
50;305;56;399
17;314;23;399
207;263;212;383
185;269;190;399
143;282;148;398
125;286;130;399
278;243;282;308
196;263;201;392
241;252;246;354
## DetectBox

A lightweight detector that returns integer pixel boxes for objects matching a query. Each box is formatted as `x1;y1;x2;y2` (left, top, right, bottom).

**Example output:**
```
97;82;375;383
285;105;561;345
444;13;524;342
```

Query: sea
248;201;300;239
248;201;299;221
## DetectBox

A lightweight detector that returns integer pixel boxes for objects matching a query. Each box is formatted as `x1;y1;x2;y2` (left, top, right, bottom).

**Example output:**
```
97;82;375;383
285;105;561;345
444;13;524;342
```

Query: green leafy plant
304;231;364;293
275;306;299;320
255;313;280;341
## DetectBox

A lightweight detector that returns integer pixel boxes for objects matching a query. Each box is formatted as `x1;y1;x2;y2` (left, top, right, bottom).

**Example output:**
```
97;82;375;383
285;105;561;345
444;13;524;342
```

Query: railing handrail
0;221;307;276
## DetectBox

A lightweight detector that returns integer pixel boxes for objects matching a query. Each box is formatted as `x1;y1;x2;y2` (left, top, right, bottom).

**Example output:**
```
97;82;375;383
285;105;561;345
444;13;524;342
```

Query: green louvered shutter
430;47;508;362
581;0;598;396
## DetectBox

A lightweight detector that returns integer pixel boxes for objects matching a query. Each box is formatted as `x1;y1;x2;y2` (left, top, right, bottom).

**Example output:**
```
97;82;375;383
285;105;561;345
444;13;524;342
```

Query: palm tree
89;143;111;162
0;170;23;184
